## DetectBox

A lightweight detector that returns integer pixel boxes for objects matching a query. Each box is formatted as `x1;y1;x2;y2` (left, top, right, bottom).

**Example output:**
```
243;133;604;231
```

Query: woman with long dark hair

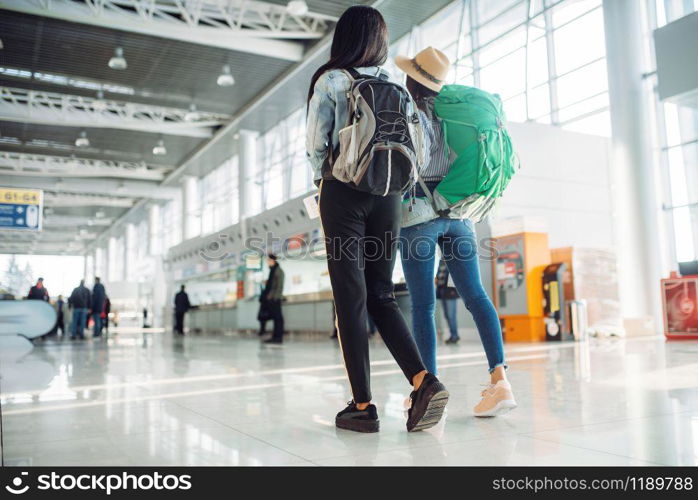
306;5;448;433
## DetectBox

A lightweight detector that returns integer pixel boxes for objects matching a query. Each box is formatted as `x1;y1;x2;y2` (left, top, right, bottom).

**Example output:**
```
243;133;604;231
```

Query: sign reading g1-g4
0;187;43;231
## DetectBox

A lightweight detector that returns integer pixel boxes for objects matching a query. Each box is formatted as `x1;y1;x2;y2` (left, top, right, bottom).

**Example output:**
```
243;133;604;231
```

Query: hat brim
395;55;443;93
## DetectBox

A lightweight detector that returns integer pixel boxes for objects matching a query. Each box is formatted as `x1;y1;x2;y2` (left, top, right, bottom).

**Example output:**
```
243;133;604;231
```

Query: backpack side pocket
333;123;360;182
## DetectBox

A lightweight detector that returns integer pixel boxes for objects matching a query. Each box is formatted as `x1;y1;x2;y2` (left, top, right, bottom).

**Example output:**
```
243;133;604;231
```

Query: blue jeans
400;218;506;375
441;298;459;340
93;312;102;337
71;308;88;339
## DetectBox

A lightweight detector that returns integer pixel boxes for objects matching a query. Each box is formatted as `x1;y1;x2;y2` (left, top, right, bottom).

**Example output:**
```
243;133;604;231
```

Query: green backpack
424;84;519;222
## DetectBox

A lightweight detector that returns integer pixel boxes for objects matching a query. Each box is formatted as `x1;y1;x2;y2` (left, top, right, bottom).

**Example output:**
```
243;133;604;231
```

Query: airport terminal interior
1;0;698;466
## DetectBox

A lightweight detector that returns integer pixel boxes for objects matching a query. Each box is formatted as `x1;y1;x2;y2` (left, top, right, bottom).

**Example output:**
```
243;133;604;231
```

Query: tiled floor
1;330;697;466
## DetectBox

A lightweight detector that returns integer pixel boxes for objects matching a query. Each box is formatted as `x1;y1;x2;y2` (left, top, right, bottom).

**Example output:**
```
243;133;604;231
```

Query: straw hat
395;47;451;92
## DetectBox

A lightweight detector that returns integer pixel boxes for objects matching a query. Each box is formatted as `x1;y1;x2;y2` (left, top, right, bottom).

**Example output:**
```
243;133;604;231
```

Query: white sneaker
473;380;517;417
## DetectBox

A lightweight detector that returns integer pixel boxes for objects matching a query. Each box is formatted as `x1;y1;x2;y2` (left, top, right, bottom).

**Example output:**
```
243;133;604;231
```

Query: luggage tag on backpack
303;192;320;220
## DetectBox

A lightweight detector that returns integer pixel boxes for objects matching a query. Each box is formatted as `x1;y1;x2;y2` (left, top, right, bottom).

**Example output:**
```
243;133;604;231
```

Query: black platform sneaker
406;373;449;432
335;401;380;433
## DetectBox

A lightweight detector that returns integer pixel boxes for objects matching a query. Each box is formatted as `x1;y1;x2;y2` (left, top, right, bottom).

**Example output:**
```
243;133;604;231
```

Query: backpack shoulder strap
345;68;361;80
345;68;390;81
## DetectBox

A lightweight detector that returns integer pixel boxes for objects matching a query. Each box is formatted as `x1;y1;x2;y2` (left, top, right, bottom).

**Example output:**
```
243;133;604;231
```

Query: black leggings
319;180;426;403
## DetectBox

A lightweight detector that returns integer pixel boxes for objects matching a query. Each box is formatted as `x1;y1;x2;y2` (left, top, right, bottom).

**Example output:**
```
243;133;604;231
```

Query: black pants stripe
319;180;426;403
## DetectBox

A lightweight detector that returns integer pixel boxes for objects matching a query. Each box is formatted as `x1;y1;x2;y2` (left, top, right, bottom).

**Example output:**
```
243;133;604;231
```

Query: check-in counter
186;289;416;334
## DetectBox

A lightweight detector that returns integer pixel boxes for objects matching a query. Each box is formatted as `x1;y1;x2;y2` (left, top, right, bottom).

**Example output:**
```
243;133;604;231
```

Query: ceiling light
184;103;199;122
75;130;90;147
286;0;308;16
108;47;127;70
216;64;235;87
153;139;167;156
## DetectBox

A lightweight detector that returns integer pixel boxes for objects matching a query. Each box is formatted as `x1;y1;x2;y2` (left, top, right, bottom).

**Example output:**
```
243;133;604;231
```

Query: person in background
101;296;111;335
91;277;106;338
68;279;91;340
436;260;460;344
261;253;285;345
174;285;191;335
27;277;49;301
55;294;66;338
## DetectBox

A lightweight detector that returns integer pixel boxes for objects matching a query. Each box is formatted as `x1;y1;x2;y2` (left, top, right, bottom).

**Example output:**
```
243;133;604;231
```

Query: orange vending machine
493;231;550;342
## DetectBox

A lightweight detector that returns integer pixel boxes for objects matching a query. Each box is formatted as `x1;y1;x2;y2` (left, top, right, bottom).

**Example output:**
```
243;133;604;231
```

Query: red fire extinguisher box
661;275;698;339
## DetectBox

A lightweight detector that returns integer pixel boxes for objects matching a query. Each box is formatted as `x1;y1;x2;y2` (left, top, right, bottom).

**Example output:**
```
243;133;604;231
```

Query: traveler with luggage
306;5;448;433
260;254;285;344
92;277;106;338
396;47;517;417
101;296;111;335
68;280;91;340
54;294;67;337
174;285;191;335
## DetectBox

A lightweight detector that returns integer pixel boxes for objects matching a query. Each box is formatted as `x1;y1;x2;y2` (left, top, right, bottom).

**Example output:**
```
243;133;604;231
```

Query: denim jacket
305;66;432;183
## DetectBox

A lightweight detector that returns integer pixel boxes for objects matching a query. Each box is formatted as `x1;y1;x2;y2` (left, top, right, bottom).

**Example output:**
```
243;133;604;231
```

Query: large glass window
253;108;310;214
198;156;238;236
160;197;182;252
645;0;698;263
402;0;610;135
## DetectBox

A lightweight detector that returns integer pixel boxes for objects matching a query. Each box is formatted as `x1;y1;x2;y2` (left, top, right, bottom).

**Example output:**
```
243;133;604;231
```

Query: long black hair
307;5;388;104
406;76;438;112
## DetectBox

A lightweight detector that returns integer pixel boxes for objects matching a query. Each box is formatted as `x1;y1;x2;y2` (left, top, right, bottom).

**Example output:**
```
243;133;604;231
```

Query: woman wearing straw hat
306;6;448;433
396;47;517;417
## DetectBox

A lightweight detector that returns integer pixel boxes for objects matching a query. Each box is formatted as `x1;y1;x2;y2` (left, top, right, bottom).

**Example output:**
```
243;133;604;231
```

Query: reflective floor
1;330;697;466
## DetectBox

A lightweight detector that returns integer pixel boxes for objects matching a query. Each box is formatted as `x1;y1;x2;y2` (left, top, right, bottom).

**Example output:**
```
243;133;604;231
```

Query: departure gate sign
0;187;43;231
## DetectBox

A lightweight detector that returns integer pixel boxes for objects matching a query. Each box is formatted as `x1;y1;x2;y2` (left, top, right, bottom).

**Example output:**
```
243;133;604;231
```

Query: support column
603;0;664;328
148;203;161;256
182;175;200;240
238;129;258;222
125;223;136;282
107;236;118;283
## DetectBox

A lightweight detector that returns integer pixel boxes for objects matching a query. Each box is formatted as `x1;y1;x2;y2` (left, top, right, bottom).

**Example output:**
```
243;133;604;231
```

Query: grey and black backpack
321;68;427;196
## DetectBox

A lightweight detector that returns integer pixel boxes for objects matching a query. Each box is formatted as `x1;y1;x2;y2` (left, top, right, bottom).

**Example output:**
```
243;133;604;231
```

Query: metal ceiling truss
0;238;87;254
0;152;166;181
43;192;136;208
1;175;180;201
0;86;230;138
0;229;92;242
0;0;338;61
44;214;114;227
